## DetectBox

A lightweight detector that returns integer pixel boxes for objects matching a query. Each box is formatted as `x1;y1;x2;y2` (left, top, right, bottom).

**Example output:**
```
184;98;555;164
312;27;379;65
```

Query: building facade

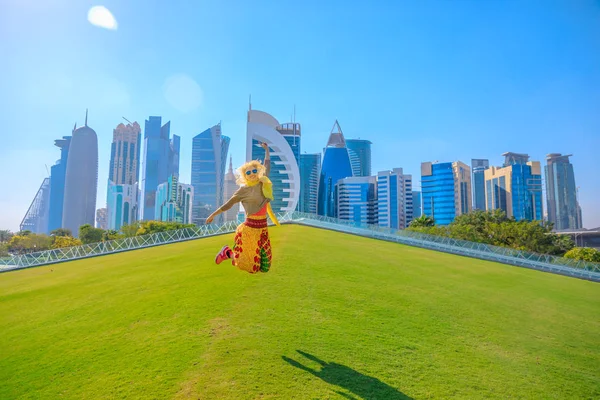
48;135;71;232
318;120;353;217
246;109;301;213
222;157;239;222
96;208;108;230
484;152;543;221
346;139;372;177
412;190;422;219
299;153;321;214
107;182;140;231
471;159;489;210
336;176;378;225
544;153;580;230
191;123;230;225
140;116;180;221
62;111;98;236
20;178;51;234
421;161;471;225
377;168;414;229
155;175;194;224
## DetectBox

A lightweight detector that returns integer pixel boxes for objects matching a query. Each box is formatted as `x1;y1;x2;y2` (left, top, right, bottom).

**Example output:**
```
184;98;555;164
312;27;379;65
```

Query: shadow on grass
282;350;413;400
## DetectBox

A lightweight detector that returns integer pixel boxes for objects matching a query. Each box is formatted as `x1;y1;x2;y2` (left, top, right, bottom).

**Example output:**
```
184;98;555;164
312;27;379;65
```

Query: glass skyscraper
545;153;580;230
299;153;321;214
191;123;230;225
337;176;378;225
484;152;543;221
318;120;353;217
140;116;180;221
155;175;194;224
412;190;422;218
246;109;301;213
471;159;489;210
20;178;51;234
62;111;98;236
377;168;413;229
421;161;471;225
346;139;372;177
48;135;71;233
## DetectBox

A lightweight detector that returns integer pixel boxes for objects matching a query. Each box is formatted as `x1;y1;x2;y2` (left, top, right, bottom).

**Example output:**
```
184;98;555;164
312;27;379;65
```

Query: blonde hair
236;160;266;185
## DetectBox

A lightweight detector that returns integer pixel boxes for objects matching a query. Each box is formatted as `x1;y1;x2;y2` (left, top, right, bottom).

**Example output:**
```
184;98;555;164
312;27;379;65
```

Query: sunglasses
245;169;258;175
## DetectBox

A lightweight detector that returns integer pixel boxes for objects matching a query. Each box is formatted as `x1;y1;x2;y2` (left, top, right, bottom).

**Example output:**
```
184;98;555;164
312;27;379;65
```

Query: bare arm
260;142;271;177
206;188;244;223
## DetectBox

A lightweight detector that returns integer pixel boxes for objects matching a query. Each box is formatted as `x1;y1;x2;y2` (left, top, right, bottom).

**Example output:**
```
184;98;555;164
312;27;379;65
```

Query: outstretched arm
206;189;243;223
260;142;271;177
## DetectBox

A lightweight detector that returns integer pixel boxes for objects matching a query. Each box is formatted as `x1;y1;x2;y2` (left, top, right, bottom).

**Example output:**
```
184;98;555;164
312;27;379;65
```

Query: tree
0;243;8;257
78;224;104;245
120;222;140;238
7;234;53;254
102;230;123;241
564;247;600;263
50;228;73;237
0;230;13;243
409;215;435;228
136;221;195;236
51;236;83;249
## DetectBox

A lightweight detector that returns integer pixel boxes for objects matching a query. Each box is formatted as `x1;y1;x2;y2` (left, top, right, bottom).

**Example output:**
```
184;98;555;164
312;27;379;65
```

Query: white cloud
163;74;203;113
87;6;118;31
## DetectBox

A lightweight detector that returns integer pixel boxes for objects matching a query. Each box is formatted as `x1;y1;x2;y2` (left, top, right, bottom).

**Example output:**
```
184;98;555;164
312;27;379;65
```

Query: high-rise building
140;116;180;221
318;120;353;217
223;157;239;222
471;159;489;210
377;168;414;229
299;153;321;214
421;161;471;225
484;152;543;221
107;182;140;231
337;176;378;225
62;111;98;236
346;139;372;177
155;175;194;224
246;109;301;213
48;135;71;232
191;123;230;225
107;121;142;230
96;208;108;230
412;190;422;219
544;153;580;230
20;178;51;234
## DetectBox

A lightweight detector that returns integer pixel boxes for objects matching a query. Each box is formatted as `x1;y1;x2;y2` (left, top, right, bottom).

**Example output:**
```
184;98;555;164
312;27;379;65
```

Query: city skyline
2;1;599;230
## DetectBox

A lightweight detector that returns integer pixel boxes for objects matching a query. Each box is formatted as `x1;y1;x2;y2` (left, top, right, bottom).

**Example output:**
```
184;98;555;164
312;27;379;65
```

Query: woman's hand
206;214;215;224
260;142;269;151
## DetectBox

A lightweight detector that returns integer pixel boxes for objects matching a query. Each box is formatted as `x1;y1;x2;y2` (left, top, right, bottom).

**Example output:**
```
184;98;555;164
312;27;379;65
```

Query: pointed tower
222;156;239;222
317;120;354;217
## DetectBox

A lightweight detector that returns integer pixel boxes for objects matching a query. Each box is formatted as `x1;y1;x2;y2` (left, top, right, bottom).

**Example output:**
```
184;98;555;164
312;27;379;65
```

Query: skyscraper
336;176;378;225
377;168;414;229
471;159;489;210
223;157;239;222
545;153;580;230
48;135;71;232
107;121;142;230
140;116;180;221
62;111;98;236
421;161;471;225
191;123;230;225
96;208;108;230
484;152;543;221
346;139;372;177
155;175;194;224
412;190;422;218
299;153;321;214
20;178;51;234
318;120;353;217
246;109;301;213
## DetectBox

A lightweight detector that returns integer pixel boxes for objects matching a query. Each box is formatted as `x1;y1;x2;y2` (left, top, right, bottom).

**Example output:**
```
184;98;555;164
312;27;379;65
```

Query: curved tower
317;120;353;217
246;109;301;213
62;110;98;236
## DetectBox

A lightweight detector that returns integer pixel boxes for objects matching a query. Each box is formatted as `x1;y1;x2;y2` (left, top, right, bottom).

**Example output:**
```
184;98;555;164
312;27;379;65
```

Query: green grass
1;224;599;399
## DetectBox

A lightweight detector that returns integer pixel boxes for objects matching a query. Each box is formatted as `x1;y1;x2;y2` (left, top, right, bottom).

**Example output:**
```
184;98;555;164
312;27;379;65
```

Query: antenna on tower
249;94;252;111
122;117;133;125
45;164;50;177
85;109;88;126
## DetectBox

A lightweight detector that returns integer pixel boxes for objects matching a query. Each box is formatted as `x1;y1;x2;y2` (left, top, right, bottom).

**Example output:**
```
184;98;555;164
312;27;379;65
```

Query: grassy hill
1;224;598;399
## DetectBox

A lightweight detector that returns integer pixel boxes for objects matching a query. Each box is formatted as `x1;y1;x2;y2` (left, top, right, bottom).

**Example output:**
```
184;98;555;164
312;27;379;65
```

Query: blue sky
1;0;599;231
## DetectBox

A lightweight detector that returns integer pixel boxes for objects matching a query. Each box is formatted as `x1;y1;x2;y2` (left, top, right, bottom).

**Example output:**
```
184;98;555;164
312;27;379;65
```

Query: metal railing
1;212;599;282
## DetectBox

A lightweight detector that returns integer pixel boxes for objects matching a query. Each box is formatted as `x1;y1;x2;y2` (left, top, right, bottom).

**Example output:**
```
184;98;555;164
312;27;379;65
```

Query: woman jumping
206;142;279;274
